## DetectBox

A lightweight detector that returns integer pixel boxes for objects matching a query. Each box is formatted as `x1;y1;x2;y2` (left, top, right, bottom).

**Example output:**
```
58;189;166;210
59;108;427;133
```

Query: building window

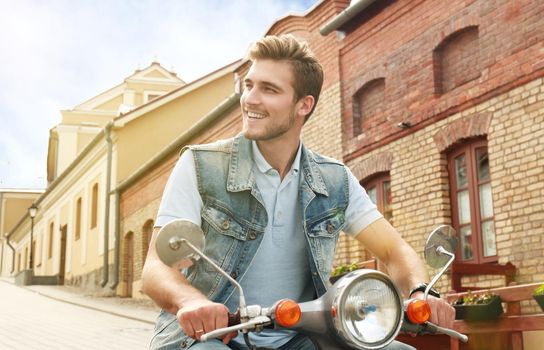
17;253;21;272
434;26;480;94
352;78;385;136
144;91;163;103
361;172;392;222
448;139;496;263
48;222;54;259
75;197;82;240
91;183;98;229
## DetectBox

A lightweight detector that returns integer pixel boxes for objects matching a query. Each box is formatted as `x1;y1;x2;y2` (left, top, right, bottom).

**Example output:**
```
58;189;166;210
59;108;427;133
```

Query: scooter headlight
332;270;403;349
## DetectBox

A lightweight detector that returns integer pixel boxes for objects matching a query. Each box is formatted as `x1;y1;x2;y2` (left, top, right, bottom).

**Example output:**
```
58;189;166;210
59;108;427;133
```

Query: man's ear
296;95;315;119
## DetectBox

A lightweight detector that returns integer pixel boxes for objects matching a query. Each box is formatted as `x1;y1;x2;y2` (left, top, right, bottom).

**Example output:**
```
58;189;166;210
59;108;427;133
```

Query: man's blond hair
247;34;324;120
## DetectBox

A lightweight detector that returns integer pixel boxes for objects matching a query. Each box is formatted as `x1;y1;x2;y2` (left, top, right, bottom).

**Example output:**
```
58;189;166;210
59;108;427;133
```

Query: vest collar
226;135;328;196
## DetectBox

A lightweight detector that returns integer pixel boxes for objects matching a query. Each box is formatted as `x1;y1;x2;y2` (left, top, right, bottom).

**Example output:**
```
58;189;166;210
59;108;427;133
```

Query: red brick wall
354;78;386;136
338;0;544;160
334;0;544;305
435;26;481;94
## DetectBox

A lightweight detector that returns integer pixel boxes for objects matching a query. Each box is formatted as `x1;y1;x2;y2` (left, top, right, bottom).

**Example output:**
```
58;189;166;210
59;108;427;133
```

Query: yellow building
6;60;240;294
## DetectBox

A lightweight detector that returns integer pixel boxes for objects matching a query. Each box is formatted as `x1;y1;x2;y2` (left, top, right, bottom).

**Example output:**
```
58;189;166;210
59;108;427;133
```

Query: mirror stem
425;246;454;299
180;239;248;320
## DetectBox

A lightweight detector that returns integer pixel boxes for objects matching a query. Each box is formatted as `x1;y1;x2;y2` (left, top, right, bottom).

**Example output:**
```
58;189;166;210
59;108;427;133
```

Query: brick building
324;0;544;297
117;1;543;347
120;0;543;313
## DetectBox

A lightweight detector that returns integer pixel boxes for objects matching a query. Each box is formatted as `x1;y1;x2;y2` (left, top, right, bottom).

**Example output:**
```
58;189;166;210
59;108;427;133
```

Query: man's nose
243;87;260;105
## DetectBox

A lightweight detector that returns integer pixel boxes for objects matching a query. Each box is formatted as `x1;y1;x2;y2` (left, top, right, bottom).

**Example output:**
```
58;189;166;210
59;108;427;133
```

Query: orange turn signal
406;299;431;324
275;299;301;327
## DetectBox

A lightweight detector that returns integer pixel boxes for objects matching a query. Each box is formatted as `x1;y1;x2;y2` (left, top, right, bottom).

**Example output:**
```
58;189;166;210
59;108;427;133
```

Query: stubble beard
243;109;296;141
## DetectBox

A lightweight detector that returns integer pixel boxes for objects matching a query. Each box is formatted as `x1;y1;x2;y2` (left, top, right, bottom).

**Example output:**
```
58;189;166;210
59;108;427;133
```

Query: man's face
241;59;303;141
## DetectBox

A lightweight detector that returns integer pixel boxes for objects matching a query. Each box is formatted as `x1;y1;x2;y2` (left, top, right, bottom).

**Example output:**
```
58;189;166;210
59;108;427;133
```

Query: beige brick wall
343;77;544;305
302;82;343;160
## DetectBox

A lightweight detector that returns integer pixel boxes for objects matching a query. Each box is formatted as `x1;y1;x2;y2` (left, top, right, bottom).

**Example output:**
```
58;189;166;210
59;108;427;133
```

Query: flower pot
329;274;343;284
533;295;544;311
454;295;503;321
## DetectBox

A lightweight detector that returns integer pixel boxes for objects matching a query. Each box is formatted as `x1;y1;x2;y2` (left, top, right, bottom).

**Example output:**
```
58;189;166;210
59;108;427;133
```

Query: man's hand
176;298;237;344
412;292;455;329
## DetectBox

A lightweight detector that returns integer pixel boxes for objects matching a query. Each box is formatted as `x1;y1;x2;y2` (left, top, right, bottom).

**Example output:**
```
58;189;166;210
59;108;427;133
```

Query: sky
0;0;317;189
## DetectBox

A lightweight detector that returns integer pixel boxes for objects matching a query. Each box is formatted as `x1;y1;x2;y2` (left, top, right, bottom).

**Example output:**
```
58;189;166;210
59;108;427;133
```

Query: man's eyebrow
243;77;283;91
261;81;283;91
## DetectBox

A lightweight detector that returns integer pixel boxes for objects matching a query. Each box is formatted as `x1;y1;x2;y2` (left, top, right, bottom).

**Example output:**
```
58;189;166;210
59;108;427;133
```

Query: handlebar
201;315;272;342
402;320;468;343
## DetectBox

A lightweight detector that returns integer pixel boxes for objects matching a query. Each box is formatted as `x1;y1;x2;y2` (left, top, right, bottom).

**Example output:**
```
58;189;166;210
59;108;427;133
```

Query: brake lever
403;321;468;343
200;316;272;342
423;321;468;343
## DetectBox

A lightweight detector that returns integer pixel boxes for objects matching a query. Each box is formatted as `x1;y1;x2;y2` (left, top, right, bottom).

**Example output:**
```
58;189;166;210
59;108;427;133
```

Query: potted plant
329;262;359;284
533;284;544;311
452;291;503;321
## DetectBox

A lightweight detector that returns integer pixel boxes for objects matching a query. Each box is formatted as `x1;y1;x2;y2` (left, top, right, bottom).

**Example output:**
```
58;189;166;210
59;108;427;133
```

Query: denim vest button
180;339;188;348
327;222;334;234
249;231;257;240
222;219;230;230
231;271;238;279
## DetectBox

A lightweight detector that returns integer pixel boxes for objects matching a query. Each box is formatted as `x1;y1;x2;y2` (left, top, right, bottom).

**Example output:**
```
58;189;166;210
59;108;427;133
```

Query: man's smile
246;110;268;119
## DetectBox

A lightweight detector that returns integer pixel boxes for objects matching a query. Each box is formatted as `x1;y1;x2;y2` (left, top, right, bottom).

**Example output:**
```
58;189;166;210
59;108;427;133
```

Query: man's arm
355;217;455;328
354;218;427;296
142;227;236;343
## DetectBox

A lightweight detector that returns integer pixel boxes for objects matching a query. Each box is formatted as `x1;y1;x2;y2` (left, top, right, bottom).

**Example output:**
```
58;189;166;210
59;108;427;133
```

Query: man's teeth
247;111;267;119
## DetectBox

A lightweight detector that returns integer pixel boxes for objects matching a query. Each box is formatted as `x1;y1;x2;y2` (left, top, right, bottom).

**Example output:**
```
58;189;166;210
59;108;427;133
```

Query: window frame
75;197;82;240
91;183;98;229
48;222;54;259
361;172;392;222
360;172;392;267
448;138;497;264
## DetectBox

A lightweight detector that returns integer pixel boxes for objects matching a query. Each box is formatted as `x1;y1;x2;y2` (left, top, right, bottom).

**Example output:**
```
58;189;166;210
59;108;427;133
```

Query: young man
142;35;454;350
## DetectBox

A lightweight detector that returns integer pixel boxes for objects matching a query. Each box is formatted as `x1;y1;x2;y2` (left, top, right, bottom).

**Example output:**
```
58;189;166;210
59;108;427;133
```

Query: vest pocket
306;210;345;277
307;209;345;238
202;204;248;240
200;203;249;272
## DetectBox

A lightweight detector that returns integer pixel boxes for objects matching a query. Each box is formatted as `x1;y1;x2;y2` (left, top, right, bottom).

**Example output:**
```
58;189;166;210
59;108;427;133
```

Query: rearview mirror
155;219;205;267
424;225;457;269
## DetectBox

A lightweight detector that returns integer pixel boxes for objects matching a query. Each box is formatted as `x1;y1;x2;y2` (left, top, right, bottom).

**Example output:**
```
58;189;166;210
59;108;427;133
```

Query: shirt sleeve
343;166;383;237
155;149;203;228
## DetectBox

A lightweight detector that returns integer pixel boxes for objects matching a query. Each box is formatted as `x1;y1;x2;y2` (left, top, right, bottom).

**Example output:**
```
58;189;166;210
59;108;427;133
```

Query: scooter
155;220;468;349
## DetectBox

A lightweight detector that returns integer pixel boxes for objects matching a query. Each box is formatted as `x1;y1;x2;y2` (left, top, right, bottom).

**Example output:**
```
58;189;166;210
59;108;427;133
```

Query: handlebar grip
228;310;241;326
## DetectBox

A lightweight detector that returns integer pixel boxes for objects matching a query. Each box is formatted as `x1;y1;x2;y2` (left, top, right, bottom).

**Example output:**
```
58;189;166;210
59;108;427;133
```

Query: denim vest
150;135;349;349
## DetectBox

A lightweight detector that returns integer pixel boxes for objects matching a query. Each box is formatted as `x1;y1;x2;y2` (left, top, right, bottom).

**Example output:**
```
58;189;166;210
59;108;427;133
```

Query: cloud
0;0;314;188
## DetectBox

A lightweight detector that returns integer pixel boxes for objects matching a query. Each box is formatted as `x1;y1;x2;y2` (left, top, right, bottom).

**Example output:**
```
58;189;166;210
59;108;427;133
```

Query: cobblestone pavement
0;280;154;349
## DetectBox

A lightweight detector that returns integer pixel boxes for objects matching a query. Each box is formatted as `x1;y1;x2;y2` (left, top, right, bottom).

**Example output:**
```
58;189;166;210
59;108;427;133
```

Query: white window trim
143;90;164;104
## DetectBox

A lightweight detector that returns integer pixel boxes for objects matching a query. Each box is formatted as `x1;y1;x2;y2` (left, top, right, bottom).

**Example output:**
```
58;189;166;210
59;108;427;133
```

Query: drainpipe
5;232;15;274
110;189;120;290
319;0;379;36
100;122;113;287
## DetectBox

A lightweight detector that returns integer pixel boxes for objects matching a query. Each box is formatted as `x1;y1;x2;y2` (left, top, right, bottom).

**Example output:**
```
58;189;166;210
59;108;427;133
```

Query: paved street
0;280;154;349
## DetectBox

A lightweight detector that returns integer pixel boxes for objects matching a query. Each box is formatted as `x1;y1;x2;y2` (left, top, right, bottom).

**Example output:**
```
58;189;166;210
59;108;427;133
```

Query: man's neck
256;138;300;180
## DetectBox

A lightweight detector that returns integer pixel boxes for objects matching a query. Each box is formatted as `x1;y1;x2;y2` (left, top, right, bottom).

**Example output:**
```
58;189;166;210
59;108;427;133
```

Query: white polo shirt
156;140;382;348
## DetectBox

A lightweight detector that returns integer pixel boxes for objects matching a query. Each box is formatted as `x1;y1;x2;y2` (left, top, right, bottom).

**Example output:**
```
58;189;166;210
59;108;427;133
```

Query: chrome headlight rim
331;270;403;350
